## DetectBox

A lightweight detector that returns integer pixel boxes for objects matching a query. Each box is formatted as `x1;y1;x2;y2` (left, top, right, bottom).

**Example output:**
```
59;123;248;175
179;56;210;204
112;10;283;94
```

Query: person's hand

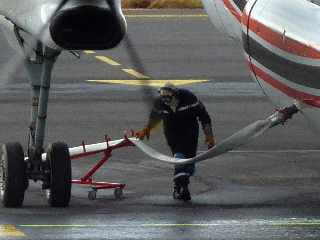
205;135;215;149
135;127;151;140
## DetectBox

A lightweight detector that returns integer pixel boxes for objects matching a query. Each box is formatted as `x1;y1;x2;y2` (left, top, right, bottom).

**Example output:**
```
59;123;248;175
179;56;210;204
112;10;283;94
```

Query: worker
135;83;215;201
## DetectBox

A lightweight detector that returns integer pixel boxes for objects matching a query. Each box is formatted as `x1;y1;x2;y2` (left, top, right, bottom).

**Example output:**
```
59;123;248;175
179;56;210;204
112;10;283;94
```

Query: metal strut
23;43;60;180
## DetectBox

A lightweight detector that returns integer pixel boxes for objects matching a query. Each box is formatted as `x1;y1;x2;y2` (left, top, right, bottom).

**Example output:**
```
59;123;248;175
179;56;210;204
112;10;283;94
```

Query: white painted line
199;150;320;154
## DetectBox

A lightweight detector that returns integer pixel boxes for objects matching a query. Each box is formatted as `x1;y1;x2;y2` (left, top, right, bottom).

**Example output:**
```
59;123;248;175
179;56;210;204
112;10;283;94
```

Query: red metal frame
71;134;135;191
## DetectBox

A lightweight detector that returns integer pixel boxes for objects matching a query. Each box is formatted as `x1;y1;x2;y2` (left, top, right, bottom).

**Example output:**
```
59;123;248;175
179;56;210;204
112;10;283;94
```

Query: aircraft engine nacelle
0;0;127;51
50;0;126;50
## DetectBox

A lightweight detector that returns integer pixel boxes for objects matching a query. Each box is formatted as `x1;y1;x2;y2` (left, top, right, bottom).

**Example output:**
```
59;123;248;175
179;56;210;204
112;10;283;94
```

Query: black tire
0;142;27;207
46;142;71;207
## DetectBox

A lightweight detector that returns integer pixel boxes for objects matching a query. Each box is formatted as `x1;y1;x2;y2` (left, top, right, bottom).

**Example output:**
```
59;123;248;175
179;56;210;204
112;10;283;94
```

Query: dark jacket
149;89;212;157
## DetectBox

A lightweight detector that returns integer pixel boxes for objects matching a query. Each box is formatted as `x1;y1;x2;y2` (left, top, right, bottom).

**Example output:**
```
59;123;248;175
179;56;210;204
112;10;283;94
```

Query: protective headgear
159;82;178;105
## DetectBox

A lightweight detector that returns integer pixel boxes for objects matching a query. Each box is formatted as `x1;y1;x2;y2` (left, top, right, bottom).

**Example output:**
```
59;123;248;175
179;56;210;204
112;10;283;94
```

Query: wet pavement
0;9;319;240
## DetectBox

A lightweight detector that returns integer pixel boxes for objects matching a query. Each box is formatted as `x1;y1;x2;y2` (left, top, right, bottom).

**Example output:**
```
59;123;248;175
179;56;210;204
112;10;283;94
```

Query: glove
205;135;215;149
135;127;151;140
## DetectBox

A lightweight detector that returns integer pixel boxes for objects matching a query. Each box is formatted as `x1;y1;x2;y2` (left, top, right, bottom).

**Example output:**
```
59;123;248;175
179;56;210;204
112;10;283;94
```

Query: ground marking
17;219;320;228
83;50;96;54
121;69;151;79
86;79;209;87
231;150;320;153
199;149;320;154
0;225;25;237
95;56;121;66
125;14;208;18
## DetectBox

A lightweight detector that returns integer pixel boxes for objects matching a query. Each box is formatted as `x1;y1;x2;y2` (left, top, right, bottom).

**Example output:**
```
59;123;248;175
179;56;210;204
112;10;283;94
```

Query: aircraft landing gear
0;142;28;207
0;32;72;208
45;142;71;207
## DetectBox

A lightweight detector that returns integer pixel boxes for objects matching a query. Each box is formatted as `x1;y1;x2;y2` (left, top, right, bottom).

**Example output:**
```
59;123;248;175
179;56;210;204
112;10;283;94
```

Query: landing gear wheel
88;189;97;201
0;142;27;207
114;188;123;200
46;142;71;207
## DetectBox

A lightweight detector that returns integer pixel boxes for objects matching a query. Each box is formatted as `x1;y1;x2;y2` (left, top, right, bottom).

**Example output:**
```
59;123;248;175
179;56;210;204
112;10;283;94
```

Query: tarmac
0;9;320;240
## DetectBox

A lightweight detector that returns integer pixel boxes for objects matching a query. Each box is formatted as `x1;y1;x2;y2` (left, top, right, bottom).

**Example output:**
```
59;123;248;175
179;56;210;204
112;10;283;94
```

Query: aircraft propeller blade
122;34;157;111
105;0;156;111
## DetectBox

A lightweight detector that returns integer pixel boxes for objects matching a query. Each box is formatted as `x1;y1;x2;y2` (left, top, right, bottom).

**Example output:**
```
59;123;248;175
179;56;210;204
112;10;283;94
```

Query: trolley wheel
88;190;97;201
46;142;71;207
0;142;27;207
114;188;123;200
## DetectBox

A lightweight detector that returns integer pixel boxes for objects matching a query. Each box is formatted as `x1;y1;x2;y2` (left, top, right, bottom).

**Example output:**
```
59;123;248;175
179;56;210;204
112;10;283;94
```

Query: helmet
159;82;178;105
158;82;178;96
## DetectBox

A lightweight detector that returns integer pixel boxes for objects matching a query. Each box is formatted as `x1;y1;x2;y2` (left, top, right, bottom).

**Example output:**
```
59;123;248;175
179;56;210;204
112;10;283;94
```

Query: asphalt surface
0;9;320;240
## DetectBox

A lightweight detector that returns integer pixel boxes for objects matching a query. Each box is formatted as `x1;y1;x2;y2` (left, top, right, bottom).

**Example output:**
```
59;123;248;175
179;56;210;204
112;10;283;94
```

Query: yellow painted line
122;69;150;79
83;50;96;54
86;80;209;87
0;225;25;237
125;14;208;18
95;56;121;66
20;225;92;228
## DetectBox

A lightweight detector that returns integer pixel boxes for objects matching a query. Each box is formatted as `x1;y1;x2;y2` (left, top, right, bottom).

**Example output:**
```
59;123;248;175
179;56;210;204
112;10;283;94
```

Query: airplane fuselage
202;0;320;132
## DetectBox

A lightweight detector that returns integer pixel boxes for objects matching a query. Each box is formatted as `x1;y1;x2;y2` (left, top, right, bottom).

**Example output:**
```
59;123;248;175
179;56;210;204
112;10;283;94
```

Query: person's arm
135;100;162;140
196;100;216;148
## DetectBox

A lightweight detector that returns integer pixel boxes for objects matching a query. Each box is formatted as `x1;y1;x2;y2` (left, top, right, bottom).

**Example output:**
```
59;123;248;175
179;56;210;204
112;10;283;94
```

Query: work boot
173;184;191;202
179;185;191;202
173;175;191;202
173;184;181;200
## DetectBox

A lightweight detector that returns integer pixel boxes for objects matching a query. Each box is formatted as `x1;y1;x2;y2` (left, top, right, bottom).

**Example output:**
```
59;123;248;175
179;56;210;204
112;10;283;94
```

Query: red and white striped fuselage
202;0;320;132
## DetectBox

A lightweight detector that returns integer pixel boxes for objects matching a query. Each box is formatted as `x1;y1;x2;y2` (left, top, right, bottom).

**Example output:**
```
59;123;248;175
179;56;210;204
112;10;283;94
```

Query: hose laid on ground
130;105;299;165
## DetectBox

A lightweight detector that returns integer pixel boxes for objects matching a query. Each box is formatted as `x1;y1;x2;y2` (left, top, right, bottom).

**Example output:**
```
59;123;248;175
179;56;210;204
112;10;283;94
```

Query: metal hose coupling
268;105;299;128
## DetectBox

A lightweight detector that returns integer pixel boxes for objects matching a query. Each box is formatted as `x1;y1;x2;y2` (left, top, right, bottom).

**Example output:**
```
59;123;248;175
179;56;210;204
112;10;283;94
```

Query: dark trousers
173;153;195;187
167;128;198;187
